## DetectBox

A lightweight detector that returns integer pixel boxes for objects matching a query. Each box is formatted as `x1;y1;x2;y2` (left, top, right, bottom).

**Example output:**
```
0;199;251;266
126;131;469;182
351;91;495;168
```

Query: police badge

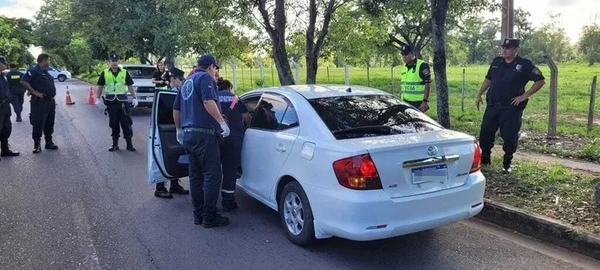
515;64;522;71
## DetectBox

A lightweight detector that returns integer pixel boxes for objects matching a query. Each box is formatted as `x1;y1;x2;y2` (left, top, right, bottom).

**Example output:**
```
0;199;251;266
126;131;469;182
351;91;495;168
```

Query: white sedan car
148;84;486;246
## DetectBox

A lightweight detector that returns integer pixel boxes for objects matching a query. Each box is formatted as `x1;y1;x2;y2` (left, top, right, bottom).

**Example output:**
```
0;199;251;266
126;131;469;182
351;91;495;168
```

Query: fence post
290;59;299;84
256;59;265;87
227;60;237;90
391;66;395;95
344;64;349;85
461;68;465;112
588;76;598;131
327;66;330;83
544;55;558;138
366;63;371;87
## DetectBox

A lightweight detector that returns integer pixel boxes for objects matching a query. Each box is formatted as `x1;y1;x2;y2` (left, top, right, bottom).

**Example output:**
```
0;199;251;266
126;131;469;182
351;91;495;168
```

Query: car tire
279;181;316;247
58;75;66;82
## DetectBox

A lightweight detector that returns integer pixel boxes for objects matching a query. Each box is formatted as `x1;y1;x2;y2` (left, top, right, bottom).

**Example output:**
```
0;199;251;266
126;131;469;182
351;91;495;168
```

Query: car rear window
123;67;156;79
308;95;443;139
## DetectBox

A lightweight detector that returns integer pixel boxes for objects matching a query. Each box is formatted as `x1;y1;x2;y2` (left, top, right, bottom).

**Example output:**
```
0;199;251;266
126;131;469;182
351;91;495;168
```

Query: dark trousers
403;99;422;109
10;91;24;116
30;97;56;143
478;104;524;167
106;102;133;139
220;135;243;206
0;101;12;150
183;130;222;220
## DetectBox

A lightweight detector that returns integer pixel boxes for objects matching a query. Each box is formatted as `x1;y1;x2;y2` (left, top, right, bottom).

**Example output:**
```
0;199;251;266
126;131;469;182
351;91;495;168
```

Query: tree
0;16;36;66
431;0;450;128
578;23;600;66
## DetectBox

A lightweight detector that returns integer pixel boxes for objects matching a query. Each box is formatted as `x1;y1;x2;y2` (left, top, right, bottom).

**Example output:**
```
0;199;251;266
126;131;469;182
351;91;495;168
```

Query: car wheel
279;181;316;247
58;75;66;82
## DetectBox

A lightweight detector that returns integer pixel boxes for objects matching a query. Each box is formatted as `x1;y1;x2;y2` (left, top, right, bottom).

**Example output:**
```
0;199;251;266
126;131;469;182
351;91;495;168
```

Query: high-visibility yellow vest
401;59;425;102
104;68;128;95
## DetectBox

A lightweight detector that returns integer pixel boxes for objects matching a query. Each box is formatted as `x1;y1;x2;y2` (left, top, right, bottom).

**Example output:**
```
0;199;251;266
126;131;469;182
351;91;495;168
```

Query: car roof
246;84;392;100
120;64;156;68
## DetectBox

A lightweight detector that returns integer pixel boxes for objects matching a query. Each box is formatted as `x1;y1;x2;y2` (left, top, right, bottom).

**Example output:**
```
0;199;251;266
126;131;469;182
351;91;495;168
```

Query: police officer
400;45;432;112
0;56;20;160
6;64;25;122
217;79;252;211
20;53;59;154
152;62;169;90
152;66;190;199
95;52;139;152
173;54;231;228
475;38;546;173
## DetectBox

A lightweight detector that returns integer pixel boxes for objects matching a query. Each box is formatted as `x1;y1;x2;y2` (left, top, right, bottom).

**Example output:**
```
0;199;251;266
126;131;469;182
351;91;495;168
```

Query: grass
484;154;600;234
79;62;600;160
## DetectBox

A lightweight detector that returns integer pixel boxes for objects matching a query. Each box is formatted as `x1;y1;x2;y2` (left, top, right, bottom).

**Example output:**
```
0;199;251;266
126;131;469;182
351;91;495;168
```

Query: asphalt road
1;79;599;270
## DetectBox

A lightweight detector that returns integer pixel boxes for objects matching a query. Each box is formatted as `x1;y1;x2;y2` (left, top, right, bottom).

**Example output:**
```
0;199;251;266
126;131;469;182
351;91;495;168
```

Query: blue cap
0;56;7;65
109;52;119;61
197;54;220;69
169;67;185;78
501;38;520;48
400;45;412;55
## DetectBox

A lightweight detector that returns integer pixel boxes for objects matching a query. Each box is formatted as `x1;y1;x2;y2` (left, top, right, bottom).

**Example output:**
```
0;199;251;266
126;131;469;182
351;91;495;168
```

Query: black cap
169;67;185;78
0;56;7;65
197;54;220;69
400;45;413;55
501;38;520;48
109;52;119;61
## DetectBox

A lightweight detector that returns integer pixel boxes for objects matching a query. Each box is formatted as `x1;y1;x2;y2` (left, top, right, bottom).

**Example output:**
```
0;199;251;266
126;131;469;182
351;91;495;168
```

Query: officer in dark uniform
217;79;252;211
20;53;59;154
0;56;20;160
173;54;230;228
6;64;25;122
475;38;546;173
95;52;139;152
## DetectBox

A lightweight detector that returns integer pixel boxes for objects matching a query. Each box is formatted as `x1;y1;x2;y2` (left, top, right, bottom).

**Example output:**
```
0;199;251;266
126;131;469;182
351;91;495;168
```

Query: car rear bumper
308;172;486;241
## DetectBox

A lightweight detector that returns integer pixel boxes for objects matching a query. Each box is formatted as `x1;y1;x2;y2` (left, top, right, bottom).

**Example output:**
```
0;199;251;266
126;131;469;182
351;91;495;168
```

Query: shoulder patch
532;67;542;75
422;68;430;76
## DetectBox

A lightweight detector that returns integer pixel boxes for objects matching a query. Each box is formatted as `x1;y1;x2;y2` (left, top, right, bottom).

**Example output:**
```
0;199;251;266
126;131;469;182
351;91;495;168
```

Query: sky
0;0;598;54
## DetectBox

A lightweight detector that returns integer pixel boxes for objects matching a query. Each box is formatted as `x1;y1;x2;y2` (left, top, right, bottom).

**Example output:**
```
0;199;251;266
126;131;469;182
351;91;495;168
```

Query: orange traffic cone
87;87;95;105
65;87;75;105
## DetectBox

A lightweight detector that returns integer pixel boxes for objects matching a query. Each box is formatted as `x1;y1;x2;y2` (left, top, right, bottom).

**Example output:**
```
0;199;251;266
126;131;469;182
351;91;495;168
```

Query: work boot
154;183;173;199
202;214;230;228
45;139;58;150
502;154;513;174
0;141;19;157
222;201;238;212
169;179;189;195
481;149;491;166
194;214;203;225
33;140;41;154
125;138;136;152
109;138;119;152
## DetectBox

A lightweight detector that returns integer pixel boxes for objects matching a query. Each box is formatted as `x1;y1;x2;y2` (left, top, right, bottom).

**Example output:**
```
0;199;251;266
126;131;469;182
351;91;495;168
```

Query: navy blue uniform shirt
218;90;248;137
173;70;221;130
21;65;57;99
6;70;24;93
0;73;10;98
485;56;545;103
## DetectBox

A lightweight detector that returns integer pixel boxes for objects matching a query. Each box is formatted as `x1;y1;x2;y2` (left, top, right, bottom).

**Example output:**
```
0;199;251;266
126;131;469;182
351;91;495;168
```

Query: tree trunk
272;37;295;85
257;0;295;85
431;0;450;128
305;0;339;84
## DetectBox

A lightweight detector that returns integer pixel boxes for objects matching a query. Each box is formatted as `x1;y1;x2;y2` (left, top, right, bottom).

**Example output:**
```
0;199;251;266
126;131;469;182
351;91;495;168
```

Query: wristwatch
423;99;429;102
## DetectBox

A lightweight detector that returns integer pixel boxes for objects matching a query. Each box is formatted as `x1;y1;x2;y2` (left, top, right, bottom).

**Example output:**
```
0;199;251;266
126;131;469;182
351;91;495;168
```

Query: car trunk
339;129;476;198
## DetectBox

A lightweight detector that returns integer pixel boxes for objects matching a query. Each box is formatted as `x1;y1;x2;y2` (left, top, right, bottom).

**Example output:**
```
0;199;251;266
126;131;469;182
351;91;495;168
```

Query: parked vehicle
148;84;486;246
119;64;158;108
46;66;72;82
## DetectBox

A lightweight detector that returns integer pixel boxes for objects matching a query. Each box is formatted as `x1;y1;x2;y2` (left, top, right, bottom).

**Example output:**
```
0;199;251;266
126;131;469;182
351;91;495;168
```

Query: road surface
1;79;599;270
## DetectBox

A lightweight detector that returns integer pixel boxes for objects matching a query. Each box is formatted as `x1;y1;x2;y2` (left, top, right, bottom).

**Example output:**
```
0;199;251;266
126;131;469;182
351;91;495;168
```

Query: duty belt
183;127;217;135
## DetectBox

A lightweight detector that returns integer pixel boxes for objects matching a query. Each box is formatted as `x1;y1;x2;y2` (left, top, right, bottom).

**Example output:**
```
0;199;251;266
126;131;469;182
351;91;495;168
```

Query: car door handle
275;145;286;152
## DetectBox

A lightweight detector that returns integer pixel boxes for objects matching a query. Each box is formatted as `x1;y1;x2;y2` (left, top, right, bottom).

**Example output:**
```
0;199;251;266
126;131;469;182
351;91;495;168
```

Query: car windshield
308;95;443;139
123;66;156;79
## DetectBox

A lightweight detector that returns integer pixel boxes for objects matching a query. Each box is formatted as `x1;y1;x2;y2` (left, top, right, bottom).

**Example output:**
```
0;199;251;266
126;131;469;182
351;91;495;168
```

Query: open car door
147;90;189;183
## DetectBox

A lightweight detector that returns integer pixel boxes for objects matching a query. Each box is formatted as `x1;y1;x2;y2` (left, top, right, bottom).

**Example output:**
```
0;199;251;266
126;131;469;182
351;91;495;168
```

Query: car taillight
470;142;482;173
333;154;383;190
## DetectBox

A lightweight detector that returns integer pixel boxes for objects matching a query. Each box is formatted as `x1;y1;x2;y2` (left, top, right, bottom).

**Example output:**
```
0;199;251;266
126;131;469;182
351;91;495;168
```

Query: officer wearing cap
475;38;546;173
20;53;59;153
399;45;432;112
0;56;20;160
173;54;231;228
151;66;190;199
95;52;139;152
7;64;25;122
152;62;169;90
217;79;252;212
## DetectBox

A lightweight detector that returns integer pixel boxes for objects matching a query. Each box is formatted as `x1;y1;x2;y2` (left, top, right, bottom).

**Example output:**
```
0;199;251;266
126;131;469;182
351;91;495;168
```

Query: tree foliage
0;16;36;67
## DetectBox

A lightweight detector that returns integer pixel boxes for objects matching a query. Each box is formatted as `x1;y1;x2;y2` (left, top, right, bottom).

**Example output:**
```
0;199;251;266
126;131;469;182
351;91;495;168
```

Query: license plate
411;164;448;184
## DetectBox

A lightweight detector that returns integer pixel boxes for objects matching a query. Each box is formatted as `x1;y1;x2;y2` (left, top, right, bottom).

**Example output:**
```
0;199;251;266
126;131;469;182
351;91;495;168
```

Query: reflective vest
103;68;128;101
400;59;425;102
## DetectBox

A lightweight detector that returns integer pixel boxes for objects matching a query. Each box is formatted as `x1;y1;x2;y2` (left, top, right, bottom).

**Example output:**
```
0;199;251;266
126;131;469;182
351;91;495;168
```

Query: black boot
154;182;173;199
109;137;119;152
221;193;238;212
45;138;58;150
169;179;189;195
202;214;230;228
0;140;19;157
33;140;41;154
481;149;491;166
502;154;513;174
125;138;136;152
